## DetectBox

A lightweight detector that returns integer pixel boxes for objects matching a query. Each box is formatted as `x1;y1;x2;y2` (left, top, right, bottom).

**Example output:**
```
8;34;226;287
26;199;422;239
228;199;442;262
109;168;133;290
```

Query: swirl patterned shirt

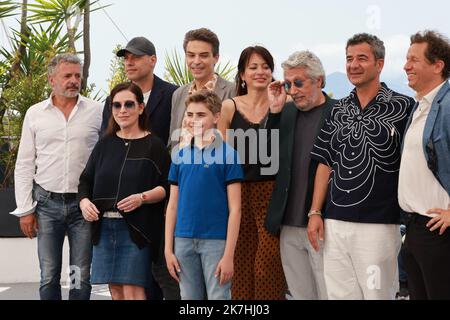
311;83;415;224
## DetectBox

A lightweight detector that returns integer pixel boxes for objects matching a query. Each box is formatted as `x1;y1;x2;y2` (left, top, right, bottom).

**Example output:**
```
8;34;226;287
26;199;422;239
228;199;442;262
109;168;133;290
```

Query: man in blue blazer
100;37;180;300
399;30;450;300
101;37;178;145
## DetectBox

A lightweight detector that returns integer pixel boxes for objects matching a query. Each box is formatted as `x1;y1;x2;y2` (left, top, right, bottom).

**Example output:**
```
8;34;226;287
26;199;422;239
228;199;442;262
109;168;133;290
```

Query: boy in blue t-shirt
165;90;243;300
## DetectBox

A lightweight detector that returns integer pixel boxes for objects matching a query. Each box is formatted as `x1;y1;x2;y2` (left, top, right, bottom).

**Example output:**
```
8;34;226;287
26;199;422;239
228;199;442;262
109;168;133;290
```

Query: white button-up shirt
398;81;450;218
11;94;103;217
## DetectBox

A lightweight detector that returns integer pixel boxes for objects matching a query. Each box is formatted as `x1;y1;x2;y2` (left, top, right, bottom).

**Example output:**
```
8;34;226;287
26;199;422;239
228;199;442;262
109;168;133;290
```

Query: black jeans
403;213;450;300
151;261;181;300
145;239;181;300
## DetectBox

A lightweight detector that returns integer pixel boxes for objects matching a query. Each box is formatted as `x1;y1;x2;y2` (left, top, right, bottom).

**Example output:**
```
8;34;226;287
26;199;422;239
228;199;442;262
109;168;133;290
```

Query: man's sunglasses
284;79;305;92
112;100;136;110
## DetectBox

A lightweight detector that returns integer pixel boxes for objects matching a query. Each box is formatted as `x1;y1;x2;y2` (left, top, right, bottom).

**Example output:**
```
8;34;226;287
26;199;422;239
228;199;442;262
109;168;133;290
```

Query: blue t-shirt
168;140;243;239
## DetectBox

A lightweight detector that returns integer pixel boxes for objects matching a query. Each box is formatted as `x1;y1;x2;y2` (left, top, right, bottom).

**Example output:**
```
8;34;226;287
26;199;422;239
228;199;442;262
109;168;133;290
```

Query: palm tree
0;1;87;187
81;0;90;91
10;0;28;76
27;0;106;87
0;1;18;18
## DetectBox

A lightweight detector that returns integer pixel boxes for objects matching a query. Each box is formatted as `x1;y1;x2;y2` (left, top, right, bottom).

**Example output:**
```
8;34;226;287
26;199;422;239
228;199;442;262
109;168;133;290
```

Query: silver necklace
122;137;130;146
119;131;148;146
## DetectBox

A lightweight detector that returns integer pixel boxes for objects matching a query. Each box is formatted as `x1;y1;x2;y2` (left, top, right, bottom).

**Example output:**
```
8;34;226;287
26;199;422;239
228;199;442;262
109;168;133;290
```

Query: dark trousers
403;213;450;300
145;238;181;300
151;262;181;300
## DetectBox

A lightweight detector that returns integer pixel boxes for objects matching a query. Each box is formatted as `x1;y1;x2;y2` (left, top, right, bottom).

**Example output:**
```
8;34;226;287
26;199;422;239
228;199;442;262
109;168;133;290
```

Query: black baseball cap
117;37;156;57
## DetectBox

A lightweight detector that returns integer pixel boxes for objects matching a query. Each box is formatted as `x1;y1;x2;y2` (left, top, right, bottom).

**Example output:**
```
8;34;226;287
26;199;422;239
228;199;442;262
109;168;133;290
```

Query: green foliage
0;71;51;187
0;60;8;88
81;83;103;101
0;0;18;19
1;23;72;76
164;49;193;86
164;49;236;86
107;44;127;92
3;70;50;125
0;0;107;187
27;0;105;25
215;60;236;82
27;0;107;53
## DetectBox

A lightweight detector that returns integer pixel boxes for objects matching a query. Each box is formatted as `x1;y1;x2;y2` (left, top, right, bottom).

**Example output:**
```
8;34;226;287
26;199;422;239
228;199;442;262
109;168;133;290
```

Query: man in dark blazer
100;37;180;300
101;37;178;145
264;51;337;300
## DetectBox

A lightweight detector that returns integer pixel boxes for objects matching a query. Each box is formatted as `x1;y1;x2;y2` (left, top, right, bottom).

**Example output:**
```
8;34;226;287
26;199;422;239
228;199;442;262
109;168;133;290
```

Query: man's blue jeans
34;185;92;300
174;237;231;300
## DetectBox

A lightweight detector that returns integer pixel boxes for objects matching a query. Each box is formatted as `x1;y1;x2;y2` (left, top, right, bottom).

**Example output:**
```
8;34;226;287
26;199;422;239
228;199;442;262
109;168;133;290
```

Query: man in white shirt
11;53;103;300
399;30;450;300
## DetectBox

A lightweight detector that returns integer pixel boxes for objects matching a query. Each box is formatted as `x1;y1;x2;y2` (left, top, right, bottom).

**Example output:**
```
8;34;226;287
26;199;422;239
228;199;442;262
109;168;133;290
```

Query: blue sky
2;0;449;96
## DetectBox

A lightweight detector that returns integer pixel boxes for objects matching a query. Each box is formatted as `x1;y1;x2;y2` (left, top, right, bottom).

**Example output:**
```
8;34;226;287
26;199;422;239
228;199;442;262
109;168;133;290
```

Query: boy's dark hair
411;30;450;79
346;33;385;60
105;82;148;136
185;90;222;115
183;28;220;57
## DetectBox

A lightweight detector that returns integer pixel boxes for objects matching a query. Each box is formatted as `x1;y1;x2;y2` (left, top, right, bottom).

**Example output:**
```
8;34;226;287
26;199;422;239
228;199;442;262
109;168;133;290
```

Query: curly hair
411;30;450;79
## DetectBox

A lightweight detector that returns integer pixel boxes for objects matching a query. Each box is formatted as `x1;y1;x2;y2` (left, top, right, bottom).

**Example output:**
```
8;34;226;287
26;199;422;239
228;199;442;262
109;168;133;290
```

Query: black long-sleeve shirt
78;133;171;254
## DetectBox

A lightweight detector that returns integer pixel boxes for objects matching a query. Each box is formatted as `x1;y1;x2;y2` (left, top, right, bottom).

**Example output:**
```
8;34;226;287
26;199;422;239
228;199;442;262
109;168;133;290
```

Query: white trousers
280;226;328;300
323;219;401;300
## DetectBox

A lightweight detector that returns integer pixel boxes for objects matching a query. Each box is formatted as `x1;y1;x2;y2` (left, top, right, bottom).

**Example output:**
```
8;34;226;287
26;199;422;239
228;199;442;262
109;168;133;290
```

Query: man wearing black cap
101;36;178;145
100;37;180;300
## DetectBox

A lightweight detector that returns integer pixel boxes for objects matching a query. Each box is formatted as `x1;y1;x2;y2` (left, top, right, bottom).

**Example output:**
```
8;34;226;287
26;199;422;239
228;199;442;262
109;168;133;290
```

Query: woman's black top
78;133;170;255
229;98;276;182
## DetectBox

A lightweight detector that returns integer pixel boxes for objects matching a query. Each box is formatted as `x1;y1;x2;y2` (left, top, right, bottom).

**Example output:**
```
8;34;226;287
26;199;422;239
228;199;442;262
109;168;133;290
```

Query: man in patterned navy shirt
306;33;415;300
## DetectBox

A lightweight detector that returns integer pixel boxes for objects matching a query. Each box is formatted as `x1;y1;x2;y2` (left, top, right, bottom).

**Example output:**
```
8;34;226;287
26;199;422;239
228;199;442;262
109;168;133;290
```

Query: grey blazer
168;75;236;147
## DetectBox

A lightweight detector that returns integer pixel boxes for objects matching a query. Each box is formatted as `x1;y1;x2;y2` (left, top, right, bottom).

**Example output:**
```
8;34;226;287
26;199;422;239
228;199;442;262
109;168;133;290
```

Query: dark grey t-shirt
283;104;325;227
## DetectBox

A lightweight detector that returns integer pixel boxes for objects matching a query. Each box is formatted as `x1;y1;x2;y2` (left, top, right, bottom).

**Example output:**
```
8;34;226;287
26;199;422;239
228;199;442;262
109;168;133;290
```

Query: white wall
0;238;69;283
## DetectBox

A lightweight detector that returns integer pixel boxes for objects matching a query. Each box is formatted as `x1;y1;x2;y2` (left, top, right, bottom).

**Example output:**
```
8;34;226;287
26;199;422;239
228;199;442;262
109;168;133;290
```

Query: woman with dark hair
78;82;170;300
218;46;286;300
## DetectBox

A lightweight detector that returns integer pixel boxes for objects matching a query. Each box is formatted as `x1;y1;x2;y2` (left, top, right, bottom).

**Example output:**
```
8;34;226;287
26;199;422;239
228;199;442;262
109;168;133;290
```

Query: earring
241;81;246;89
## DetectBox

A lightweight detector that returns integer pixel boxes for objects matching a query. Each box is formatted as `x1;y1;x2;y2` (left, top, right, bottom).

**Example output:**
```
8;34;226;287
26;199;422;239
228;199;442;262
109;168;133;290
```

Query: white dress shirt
11;94;103;217
398;81;450;217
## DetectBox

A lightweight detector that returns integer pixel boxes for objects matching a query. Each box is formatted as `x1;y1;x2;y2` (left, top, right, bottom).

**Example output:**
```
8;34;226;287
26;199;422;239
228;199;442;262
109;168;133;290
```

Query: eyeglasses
284;79;305;92
112;100;136;110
